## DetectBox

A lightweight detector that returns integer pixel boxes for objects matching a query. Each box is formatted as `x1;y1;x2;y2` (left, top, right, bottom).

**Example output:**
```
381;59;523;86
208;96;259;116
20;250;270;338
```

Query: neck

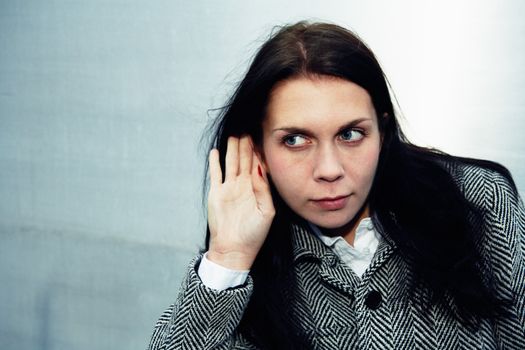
323;205;369;246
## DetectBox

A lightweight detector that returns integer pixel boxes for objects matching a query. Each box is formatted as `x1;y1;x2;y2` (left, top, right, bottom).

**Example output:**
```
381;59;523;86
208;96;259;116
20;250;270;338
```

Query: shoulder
441;157;519;208
440;158;524;253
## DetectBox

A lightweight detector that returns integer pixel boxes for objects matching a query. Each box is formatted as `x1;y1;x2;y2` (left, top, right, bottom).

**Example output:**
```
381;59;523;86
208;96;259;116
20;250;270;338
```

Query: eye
282;134;308;147
339;129;364;142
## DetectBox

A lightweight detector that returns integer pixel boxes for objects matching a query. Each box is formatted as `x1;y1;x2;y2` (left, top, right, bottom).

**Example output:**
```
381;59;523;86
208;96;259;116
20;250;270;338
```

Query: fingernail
258;165;263;177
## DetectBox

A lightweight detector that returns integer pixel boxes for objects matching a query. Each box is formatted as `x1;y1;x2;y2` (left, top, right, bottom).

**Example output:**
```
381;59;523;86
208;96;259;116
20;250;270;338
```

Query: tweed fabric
148;164;525;349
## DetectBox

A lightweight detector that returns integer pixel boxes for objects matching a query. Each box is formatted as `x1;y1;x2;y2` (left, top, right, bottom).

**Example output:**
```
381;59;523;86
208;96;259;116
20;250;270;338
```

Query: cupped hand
207;135;275;270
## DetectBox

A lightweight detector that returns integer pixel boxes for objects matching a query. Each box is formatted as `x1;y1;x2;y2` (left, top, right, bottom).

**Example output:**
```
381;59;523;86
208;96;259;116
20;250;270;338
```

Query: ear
253;142;269;173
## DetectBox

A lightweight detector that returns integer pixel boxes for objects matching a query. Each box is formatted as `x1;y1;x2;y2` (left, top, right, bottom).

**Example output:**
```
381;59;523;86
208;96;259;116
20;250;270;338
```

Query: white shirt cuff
197;252;250;290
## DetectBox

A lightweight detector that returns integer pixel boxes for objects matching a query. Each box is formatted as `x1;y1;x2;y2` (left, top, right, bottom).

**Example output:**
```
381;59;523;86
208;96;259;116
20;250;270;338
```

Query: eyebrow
272;118;372;135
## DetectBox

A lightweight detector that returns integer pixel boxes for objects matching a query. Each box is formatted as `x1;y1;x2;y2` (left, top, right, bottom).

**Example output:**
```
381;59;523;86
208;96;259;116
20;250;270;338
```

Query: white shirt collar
308;217;376;247
307;218;381;278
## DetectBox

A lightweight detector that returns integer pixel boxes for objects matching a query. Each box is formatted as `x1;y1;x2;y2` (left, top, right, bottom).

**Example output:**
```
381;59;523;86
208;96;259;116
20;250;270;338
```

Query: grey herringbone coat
148;164;525;349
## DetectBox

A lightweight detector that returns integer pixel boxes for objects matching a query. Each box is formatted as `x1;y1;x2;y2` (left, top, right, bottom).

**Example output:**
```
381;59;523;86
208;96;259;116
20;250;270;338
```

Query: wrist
207;249;256;270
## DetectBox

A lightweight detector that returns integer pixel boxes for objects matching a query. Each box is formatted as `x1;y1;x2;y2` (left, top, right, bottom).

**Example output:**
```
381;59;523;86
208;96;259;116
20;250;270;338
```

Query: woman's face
260;75;381;236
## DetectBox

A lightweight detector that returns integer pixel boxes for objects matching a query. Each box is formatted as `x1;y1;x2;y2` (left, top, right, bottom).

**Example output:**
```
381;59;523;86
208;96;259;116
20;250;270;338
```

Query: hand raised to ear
207;135;275;270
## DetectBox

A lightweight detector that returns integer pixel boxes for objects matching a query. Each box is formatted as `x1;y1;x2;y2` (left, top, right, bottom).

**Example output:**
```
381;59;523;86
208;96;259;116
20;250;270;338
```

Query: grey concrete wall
1;1;524;349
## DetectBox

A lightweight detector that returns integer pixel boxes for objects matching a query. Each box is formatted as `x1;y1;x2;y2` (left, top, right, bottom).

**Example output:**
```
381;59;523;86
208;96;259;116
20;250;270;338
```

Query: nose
313;144;344;182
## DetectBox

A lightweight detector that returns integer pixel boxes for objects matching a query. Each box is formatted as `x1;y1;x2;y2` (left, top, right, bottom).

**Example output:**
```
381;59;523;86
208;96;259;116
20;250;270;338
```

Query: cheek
263;148;310;193
262;143;305;174
266;155;302;184
339;140;380;182
353;144;381;184
362;145;381;169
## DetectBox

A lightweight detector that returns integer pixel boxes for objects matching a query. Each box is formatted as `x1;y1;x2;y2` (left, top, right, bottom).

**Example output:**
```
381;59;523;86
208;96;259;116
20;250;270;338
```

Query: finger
209;149;222;187
239;135;253;175
225;136;239;180
247;135;255;151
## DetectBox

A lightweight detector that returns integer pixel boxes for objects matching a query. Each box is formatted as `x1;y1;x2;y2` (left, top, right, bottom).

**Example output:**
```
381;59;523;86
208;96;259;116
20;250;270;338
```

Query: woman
148;22;525;349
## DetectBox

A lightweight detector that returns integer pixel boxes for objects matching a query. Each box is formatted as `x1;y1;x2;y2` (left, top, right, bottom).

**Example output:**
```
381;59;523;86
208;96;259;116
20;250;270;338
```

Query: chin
307;211;357;230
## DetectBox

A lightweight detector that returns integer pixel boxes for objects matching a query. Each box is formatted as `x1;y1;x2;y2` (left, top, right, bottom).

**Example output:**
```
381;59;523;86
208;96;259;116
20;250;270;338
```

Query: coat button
364;290;382;310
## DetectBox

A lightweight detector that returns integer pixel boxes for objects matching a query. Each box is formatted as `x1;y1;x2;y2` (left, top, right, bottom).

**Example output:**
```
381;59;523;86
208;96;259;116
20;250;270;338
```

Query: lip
311;195;350;211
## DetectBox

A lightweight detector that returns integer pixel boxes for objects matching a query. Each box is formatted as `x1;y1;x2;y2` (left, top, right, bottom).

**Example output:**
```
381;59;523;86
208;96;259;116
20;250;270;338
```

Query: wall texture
1;1;523;349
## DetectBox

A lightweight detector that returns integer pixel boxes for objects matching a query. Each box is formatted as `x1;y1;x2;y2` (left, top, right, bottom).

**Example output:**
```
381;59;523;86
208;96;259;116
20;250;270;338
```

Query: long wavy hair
203;21;514;349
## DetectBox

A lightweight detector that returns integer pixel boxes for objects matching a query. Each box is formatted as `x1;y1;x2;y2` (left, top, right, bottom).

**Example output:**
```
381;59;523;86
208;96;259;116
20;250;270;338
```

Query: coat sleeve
147;255;258;350
482;169;525;346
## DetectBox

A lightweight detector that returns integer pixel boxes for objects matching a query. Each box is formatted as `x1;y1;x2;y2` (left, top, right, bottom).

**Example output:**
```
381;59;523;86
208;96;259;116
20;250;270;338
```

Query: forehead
264;76;376;129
